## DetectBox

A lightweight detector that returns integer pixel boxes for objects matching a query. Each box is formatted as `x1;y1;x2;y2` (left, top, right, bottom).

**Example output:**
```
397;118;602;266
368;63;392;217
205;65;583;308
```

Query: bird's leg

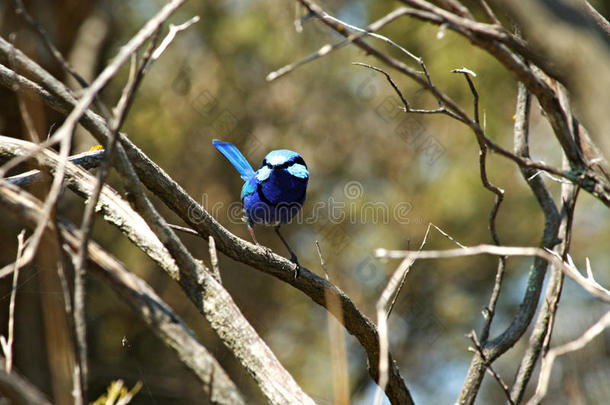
275;226;300;279
247;223;260;245
248;223;272;258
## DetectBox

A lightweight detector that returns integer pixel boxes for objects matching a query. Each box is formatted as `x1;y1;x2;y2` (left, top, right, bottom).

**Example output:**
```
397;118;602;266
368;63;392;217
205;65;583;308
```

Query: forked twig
353;63;462;120
375;222;465;405
468;331;515;405
387;222;465;317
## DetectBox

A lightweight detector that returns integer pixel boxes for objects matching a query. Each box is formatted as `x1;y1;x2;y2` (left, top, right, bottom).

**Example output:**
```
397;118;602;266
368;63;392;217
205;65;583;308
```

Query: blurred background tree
0;0;608;404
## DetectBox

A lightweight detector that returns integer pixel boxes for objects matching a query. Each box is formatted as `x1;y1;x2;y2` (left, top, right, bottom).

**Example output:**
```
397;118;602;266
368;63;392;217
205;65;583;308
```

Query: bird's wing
213;140;255;180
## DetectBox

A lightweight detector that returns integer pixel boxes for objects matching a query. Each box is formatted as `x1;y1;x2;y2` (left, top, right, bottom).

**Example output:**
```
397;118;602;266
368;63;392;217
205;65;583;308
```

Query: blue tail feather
213;140;255;180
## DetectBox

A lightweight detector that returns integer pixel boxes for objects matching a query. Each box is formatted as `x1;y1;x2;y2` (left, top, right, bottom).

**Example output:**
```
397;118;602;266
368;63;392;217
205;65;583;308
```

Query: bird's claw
259;245;273;259
289;254;300;280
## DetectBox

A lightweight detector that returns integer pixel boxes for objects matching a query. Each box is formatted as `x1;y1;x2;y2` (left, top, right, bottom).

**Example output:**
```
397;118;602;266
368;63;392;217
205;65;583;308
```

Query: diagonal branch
0;37;412;405
0;180;245;405
0;136;315;405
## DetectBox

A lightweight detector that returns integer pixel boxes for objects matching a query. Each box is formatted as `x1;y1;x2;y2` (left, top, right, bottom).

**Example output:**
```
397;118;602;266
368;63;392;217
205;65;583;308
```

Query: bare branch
388;222;465;317
0;137;316;405
354;63;462;120
468;331;515;405
476;0;500;25
8;33;40;143
0;136;180;278
0;35;412;405
374;221;460;404
314;240;329;281
208;236;222;284
5;149;105;188
507;87;578;403
0;230;25;373
267;7;412;81
0;181;245;405
145;16;200;72
375;245;610;303
525;310;610;405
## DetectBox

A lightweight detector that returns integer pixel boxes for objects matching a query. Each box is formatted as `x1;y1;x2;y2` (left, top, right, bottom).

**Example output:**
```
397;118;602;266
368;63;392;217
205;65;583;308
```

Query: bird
213;139;309;271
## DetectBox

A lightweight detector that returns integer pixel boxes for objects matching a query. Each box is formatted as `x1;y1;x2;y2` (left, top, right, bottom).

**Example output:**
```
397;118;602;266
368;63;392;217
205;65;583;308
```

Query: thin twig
314;240;329;281
168;223;200;235
12;0;112;118
373;256;413;405
5;149;105;188
452;67;506;344
375;245;610;303
144;16;200;72
208;236;222;284
0;230;26;373
476;0;500;25
8;33;40;143
387;222;465;317
468;331;515;405
13;0;89;90
267;7;412;82
526;310;610;405
353;63;463;121
375;222;466;404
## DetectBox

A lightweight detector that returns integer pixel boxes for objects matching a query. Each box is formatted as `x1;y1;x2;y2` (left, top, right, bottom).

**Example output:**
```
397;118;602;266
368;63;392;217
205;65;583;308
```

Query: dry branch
0;180;244;405
376;245;609;303
0;137;315;405
0;42;411;405
526;310;610;405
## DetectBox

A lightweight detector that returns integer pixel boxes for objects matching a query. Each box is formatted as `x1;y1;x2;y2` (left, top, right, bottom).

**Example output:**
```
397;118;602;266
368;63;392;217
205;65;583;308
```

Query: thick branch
0;137;315;405
0;181;244;405
0;46;412;404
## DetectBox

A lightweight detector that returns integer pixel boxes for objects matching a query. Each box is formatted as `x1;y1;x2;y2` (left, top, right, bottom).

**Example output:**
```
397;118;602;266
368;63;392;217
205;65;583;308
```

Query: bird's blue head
255;149;309;182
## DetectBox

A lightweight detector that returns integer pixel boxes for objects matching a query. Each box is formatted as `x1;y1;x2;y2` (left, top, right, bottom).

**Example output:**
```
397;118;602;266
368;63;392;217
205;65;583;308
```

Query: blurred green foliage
0;1;608;404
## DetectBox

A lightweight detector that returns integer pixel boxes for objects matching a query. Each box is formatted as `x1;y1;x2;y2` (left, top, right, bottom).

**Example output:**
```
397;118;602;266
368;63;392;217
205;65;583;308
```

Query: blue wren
213;140;308;270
